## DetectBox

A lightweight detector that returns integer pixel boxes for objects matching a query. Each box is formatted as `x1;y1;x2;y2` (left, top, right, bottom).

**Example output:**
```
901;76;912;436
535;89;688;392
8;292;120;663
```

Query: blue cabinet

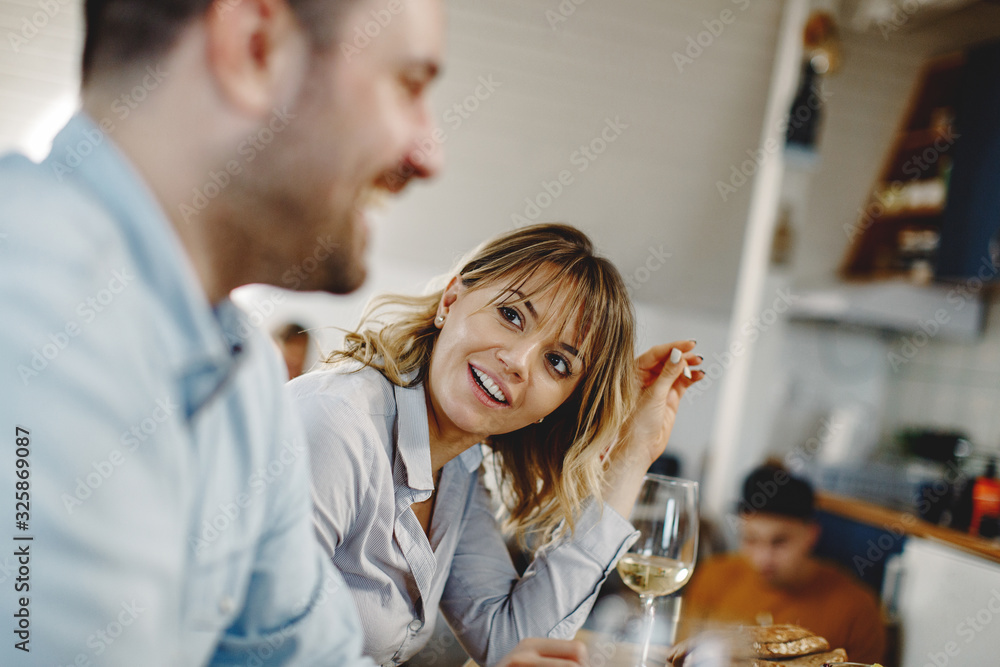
936;40;1000;282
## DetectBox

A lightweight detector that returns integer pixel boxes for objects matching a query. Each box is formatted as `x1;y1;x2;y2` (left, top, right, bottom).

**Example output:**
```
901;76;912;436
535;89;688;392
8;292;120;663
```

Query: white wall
881;291;1000;463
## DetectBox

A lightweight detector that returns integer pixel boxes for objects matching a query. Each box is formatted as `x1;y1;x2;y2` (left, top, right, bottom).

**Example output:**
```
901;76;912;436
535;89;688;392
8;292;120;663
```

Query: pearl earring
435;315;445;326
537;417;544;424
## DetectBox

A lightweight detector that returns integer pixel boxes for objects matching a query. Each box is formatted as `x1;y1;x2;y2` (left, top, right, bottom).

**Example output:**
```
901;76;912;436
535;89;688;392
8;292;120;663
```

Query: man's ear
805;520;821;550
204;0;308;117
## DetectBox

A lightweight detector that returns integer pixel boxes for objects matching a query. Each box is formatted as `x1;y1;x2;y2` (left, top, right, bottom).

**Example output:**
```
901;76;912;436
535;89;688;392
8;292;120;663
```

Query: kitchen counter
816;491;1000;565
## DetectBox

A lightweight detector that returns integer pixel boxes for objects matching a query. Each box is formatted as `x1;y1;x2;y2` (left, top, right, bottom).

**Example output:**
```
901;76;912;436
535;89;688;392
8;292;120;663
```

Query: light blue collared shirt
289;365;640;667
0;114;372;666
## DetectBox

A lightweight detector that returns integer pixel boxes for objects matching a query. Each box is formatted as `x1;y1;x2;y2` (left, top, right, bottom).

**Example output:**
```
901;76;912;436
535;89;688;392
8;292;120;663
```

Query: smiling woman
287;223;703;666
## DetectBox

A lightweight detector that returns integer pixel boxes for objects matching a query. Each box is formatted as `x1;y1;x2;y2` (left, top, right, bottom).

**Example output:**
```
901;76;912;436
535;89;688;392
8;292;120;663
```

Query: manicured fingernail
670;348;682;364
683;366;692;379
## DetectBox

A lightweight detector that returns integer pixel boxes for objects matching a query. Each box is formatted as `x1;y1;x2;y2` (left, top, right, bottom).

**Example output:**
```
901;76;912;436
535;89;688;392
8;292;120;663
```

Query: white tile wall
882;292;1000;459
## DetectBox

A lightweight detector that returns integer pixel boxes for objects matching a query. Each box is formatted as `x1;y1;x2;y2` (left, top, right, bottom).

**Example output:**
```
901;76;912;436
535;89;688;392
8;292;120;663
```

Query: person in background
677;463;886;664
289;223;704;666
274;322;311;379
0;0;588;664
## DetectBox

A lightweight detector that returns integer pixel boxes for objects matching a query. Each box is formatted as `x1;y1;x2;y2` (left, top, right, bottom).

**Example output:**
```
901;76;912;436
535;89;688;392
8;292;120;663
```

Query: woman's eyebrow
559;342;580;359
508;289;538;319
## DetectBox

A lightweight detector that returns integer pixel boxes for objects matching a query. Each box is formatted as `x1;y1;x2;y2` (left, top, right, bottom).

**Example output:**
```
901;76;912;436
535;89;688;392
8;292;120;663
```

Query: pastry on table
668;623;852;667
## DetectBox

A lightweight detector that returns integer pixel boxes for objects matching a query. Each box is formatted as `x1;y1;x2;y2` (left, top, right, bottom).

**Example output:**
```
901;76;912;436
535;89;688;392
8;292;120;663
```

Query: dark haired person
677;464;886;664
0;1;587;665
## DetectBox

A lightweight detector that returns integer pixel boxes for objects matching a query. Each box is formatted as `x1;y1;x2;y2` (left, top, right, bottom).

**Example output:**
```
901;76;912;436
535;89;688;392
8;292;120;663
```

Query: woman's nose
496;340;538;379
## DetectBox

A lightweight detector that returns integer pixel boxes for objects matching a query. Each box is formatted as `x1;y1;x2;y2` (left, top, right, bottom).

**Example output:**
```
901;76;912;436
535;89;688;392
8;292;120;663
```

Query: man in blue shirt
0;1;586;665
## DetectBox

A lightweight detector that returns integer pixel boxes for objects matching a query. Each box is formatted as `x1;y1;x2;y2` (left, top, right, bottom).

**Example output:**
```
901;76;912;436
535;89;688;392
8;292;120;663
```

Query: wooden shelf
840;51;964;278
897;127;956;152
816;491;1000;565
875;208;944;221
839;269;924;282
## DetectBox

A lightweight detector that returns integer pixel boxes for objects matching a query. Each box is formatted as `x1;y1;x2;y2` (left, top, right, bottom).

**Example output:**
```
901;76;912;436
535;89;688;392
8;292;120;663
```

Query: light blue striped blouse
288;365;639;667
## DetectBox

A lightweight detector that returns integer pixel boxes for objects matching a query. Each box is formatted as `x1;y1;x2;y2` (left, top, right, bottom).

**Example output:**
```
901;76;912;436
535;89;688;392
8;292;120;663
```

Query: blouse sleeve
439;474;639;667
286;378;375;559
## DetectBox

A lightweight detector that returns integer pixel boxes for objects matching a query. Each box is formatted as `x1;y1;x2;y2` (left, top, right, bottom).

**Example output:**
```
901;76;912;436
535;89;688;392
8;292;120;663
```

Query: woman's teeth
472;367;507;403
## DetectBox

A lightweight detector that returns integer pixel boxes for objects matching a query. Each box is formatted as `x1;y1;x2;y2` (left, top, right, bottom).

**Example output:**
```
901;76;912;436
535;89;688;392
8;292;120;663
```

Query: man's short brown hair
82;0;349;84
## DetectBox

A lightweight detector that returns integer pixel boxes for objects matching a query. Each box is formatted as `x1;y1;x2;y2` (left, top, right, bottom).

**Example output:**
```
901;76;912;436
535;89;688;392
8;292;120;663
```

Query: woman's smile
469;364;510;406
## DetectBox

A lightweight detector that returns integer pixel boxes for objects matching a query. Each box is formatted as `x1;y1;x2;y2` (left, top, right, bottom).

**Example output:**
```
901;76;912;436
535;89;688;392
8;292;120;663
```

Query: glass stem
639;594;656;667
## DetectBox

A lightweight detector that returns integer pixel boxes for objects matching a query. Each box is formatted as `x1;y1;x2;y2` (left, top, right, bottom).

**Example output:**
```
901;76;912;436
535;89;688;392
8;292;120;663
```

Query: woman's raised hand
626;340;702;468
601;340;702;519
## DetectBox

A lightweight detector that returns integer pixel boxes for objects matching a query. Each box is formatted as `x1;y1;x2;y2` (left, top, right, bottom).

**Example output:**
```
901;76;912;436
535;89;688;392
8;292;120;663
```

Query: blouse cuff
569;499;639;572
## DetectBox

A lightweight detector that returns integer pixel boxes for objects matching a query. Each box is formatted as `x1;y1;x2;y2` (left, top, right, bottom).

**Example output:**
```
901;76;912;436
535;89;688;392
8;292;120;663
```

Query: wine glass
616;473;699;667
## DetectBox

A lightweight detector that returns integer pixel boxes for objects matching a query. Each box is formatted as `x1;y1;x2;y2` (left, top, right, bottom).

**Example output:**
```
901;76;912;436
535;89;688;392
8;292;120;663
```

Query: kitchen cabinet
935;39;1000;282
893;538;1000;666
842;39;1000;285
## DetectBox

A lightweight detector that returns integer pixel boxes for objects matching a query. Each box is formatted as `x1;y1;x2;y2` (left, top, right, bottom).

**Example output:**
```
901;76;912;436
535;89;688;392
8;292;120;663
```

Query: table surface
816;491;1000;565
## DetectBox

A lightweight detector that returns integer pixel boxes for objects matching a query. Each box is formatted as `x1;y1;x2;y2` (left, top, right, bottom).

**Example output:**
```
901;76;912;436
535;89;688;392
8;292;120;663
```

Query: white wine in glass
617;553;692;597
617;473;699;667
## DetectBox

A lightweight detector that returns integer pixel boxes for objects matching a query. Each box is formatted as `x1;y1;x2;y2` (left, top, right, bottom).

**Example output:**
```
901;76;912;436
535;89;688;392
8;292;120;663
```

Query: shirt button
408;619;423;633
219;596;236;615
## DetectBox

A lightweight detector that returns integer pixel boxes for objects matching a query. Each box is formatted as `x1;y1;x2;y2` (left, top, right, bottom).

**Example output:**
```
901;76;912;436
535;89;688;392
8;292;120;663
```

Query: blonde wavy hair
326;223;638;545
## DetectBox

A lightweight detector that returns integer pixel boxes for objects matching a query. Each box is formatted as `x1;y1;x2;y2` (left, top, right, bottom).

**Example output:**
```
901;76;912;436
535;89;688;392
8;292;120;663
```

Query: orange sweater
678;554;886;664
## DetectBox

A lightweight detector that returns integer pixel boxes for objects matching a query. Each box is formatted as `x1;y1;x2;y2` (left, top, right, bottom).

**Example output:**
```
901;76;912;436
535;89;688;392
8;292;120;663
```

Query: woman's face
426;272;585;442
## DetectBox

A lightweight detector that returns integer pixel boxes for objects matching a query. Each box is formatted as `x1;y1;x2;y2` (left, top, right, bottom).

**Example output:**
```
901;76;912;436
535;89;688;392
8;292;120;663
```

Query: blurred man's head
736;464;820;589
80;0;444;298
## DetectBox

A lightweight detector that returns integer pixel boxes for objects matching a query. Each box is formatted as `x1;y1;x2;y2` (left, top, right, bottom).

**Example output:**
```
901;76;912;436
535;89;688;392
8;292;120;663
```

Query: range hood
787;279;985;340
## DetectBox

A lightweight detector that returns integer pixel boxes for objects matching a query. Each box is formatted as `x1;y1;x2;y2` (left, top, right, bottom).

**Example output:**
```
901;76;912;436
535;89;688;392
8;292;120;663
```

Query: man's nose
404;131;444;181
400;101;445;183
384;130;443;193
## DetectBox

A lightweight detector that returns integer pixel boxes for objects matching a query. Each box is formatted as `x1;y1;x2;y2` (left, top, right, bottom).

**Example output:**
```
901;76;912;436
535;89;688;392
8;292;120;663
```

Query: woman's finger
635;340;697;372
646;343;698;398
498;638;588;667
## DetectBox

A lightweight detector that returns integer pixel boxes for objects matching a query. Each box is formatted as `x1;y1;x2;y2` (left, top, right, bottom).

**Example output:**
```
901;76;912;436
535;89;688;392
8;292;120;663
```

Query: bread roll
751;647;848;666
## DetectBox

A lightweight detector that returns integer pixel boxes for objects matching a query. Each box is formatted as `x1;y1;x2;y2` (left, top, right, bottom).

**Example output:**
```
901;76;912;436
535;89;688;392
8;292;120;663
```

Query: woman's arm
439;476;638;667
439;342;702;665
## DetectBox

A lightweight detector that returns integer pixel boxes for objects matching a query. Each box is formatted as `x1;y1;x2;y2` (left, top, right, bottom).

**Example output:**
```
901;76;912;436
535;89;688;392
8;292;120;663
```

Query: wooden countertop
816;491;1000;565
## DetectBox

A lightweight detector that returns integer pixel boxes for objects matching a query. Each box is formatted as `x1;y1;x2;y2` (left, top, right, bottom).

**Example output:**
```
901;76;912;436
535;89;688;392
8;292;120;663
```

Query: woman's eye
499;306;522;328
547;353;570;377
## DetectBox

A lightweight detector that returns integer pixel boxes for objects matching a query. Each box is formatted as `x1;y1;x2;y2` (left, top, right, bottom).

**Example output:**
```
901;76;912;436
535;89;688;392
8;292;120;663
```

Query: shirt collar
46;113;244;418
457;443;484;472
392;374;485;493
393;379;435;493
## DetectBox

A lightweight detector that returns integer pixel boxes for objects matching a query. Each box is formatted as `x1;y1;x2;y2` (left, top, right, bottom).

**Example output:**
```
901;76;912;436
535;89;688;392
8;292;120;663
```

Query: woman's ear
438;276;462;319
